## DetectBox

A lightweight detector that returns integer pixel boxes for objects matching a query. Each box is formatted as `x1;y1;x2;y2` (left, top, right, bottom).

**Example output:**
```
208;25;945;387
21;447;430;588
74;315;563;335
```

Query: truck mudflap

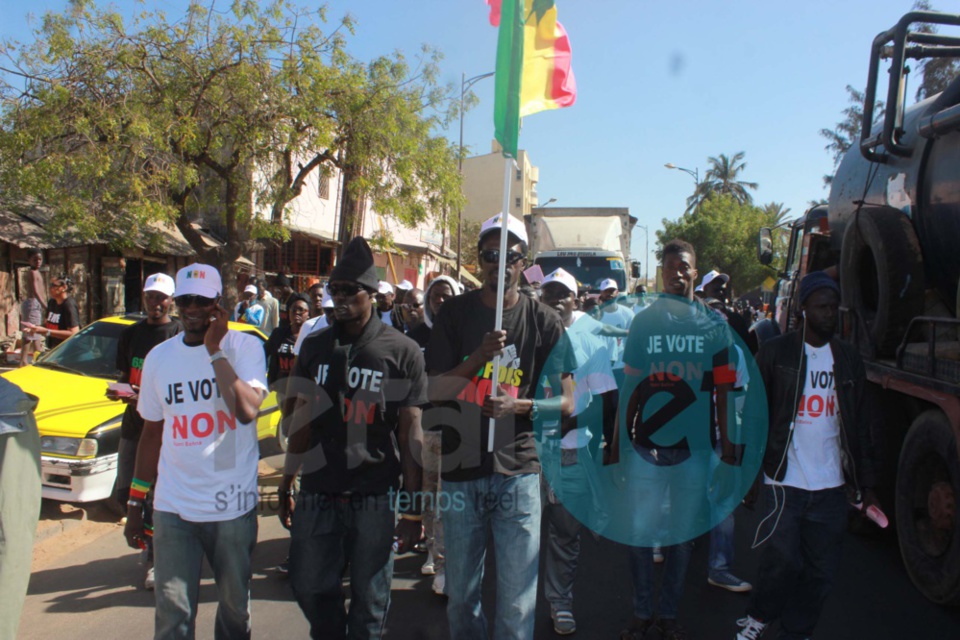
40;454;118;503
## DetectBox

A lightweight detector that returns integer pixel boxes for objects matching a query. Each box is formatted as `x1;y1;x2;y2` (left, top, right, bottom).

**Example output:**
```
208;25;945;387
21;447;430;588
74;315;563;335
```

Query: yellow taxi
0;315;284;505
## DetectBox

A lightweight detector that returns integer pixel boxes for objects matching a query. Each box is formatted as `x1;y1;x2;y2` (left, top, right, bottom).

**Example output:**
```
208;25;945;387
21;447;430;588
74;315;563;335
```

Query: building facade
461;141;539;224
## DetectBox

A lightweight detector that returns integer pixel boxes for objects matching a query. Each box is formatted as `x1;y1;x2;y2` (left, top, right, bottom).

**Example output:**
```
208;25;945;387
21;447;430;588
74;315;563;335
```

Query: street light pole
456;71;495;278
637;224;650;286
664;162;701;214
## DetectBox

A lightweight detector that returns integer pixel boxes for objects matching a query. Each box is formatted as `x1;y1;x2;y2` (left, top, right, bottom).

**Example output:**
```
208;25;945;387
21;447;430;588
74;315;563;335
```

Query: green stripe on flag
494;0;524;159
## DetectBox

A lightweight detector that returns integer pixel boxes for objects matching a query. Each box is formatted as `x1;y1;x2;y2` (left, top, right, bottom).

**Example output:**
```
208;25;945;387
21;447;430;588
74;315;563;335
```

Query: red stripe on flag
550;21;577;107
486;0;503;26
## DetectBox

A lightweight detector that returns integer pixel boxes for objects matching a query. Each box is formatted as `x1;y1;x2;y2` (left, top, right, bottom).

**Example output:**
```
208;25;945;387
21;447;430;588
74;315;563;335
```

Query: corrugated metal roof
0;202;273;262
0;208;60;249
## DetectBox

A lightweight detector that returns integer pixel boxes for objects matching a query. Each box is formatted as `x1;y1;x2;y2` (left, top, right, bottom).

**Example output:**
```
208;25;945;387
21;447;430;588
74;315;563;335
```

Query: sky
0;0;946;274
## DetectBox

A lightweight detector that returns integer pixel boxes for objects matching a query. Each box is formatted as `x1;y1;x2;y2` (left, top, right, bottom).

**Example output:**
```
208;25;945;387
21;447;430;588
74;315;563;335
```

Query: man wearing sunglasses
124;263;268;640
426;213;575;640
400;288;426;344
280;237;427;639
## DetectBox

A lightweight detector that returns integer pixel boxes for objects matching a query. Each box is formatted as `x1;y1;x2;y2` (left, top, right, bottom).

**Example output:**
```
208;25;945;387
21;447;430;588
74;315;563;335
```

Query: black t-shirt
293;314;428;495
116;318;183;440
44;297;81;349
622;297;735;452
264;325;298;385
406;322;431;351
425;290;572;482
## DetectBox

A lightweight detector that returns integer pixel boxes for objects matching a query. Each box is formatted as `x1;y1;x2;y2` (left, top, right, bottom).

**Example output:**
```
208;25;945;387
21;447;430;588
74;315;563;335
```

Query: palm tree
763;202;792;226
685;151;758;213
705;152;758;203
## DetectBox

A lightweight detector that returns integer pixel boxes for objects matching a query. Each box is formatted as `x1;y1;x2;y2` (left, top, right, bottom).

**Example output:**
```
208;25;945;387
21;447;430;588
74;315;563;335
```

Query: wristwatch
529;400;540;422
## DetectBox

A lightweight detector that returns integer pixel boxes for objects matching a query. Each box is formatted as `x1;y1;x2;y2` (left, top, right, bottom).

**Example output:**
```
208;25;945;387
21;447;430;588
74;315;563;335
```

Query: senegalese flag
488;0;577;158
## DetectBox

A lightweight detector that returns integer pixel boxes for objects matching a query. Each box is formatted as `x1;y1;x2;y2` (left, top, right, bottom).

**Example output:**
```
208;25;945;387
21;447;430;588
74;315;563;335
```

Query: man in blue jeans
426;214;574;640
279;236;426;640
735;272;880;640
124;264;268;640
614;240;738;640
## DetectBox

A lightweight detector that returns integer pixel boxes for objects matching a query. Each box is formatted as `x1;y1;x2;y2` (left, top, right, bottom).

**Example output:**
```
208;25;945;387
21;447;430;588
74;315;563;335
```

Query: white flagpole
488;156;516;452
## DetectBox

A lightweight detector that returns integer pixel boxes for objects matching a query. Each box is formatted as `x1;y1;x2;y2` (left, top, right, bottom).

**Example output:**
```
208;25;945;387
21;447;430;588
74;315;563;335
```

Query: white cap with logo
377;281;395;295
143;273;175;297
243;284;259;295
695;269;730;293
174;263;222;299
398;279;415;291
599;278;619;292
542;268;579;295
479;213;529;245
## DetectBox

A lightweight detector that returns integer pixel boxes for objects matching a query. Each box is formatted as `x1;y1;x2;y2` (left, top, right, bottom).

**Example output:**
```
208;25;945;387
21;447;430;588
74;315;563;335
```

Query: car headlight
40;436;98;458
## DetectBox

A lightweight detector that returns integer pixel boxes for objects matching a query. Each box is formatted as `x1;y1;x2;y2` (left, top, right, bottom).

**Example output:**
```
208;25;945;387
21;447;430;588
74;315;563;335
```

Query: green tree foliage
913;1;960;100
686;151;757;214
658;194;781;294
0;0;463;300
819;85;883;187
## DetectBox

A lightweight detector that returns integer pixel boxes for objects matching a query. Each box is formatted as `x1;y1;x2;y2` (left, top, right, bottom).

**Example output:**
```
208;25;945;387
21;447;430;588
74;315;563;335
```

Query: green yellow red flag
488;0;577;158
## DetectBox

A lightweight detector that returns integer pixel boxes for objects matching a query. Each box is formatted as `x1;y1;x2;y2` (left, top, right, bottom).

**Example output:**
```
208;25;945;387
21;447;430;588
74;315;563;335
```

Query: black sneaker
619;617;655;640
658;618;688;640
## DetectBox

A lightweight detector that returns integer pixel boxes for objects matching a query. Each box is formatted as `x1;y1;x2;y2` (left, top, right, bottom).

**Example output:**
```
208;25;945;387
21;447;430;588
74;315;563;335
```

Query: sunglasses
174;294;218;308
328;283;369;297
49;281;65;288
480;249;525;265
400;301;423;310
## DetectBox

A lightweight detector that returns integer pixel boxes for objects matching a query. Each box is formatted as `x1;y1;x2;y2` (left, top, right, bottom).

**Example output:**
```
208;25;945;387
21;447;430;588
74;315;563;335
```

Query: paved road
18;491;960;640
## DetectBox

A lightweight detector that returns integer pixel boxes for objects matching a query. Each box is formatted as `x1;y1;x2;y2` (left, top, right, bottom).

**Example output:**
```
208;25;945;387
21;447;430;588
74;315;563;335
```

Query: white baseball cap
377;281;395;295
599;278;619;292
542;268;578;295
398;279;415;290
243;284;259;295
143;273;175;297
479;213;529;245
174;263;222;299
696;270;730;293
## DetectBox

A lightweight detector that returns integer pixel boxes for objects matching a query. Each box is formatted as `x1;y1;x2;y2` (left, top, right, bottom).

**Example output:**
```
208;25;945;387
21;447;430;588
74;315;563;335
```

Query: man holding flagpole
426;214;574;640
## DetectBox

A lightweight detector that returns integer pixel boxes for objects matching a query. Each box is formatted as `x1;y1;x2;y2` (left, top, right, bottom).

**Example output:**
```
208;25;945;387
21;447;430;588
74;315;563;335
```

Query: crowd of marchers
0;212;882;640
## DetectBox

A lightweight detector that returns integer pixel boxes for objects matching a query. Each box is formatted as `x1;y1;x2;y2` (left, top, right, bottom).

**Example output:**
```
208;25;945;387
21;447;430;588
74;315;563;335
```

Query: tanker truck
758;10;960;606
524;207;640;292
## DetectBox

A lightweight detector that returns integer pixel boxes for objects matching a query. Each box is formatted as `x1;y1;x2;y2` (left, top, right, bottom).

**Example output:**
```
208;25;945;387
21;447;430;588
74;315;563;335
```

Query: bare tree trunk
219;176;242;311
337;163;363;258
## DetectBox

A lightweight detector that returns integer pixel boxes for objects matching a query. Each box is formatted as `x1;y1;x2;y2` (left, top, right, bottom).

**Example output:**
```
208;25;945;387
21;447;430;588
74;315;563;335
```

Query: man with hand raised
123;264;267;640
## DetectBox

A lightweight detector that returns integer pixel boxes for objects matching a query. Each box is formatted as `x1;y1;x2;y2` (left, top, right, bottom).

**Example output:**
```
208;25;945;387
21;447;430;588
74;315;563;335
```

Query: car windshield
36;321;123;380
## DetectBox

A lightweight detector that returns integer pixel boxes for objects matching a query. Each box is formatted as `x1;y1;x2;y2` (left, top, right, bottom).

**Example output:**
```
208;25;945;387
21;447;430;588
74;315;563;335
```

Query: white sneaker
421;551;436;576
736;615;767;640
144;565;155;591
432;571;446;596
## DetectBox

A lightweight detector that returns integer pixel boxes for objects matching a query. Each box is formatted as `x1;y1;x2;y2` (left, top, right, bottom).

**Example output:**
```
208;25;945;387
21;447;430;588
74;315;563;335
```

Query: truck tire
896;410;960;606
840;207;924;357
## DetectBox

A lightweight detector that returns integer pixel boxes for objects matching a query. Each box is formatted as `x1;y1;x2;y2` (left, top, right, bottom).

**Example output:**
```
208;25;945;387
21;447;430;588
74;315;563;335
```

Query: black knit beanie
330;237;379;291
